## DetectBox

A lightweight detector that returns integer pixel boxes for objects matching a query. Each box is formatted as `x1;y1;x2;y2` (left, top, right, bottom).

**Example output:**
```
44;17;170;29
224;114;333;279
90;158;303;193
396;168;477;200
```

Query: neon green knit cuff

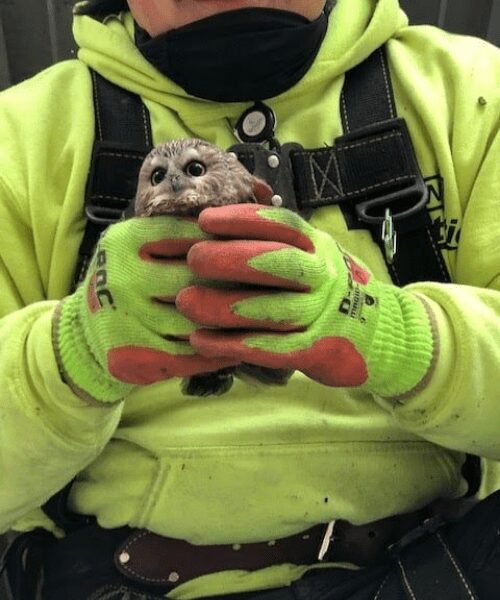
367;287;435;398
53;294;132;404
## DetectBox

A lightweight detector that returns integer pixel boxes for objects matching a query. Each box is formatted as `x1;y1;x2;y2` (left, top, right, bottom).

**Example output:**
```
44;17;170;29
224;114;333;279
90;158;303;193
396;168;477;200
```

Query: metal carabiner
382;208;397;264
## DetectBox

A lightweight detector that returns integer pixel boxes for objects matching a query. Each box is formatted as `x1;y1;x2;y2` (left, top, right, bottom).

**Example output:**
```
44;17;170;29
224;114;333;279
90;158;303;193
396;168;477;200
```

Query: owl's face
135;139;266;217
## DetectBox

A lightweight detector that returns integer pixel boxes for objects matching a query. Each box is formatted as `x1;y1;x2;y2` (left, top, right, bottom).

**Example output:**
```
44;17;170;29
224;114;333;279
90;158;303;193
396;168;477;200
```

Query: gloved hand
176;205;437;398
53;217;239;404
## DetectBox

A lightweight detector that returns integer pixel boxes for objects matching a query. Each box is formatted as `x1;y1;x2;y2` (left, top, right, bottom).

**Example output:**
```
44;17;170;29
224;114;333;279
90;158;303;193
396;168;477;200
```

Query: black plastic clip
335;118;430;227
227;142;305;216
355;173;429;226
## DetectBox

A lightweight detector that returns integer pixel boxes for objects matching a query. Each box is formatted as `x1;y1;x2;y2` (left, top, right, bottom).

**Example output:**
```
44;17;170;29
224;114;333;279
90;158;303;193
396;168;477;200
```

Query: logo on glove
338;250;375;321
87;249;115;313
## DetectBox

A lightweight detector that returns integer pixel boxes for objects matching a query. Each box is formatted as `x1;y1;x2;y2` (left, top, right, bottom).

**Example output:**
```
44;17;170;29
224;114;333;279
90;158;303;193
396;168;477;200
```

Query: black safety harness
77;47;450;289
1;34;482;600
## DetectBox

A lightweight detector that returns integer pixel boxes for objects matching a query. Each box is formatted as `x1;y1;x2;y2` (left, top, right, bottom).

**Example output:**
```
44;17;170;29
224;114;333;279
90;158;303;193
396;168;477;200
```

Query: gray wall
0;0;499;90
400;0;498;40
0;0;76;90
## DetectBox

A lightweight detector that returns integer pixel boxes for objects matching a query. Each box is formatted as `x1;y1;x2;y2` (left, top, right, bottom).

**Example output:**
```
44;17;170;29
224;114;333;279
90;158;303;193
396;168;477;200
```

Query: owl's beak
171;175;183;193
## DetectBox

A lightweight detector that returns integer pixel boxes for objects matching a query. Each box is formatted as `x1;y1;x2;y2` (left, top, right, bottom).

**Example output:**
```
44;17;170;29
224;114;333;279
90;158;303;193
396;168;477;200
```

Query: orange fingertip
187;240;308;290
177;286;300;330
108;346;240;384
199;205;314;252
199;204;263;232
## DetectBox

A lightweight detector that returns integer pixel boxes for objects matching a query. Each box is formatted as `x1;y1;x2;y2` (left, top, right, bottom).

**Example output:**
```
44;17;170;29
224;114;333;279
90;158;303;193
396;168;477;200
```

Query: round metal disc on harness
234;102;277;144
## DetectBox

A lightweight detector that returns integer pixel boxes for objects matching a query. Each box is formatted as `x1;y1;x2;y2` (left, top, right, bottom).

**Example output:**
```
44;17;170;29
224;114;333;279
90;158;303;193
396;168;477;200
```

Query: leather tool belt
39;508;428;592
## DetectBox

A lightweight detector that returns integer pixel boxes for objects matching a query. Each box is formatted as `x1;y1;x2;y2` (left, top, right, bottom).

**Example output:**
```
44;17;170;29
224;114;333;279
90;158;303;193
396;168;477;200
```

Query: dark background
0;0;499;90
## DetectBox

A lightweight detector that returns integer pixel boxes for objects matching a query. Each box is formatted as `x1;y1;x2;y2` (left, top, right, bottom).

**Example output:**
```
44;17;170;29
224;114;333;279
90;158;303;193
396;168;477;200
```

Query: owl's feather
134;139;293;396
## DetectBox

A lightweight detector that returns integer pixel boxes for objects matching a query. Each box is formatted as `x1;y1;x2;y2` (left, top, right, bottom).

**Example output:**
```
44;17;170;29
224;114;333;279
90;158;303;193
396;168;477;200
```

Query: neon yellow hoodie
0;0;498;597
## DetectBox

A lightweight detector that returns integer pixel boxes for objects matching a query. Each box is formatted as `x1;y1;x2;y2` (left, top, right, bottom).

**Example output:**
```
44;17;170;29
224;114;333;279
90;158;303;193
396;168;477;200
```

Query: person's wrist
366;286;435;398
52;293;132;405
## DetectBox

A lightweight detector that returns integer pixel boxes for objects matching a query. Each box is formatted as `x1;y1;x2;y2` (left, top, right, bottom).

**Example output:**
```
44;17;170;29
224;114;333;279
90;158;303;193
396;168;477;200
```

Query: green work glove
53;217;239;404
176;205;436;398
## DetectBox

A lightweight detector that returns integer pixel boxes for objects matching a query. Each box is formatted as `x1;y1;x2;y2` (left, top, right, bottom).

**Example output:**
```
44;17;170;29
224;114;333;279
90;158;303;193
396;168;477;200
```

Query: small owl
135;139;293;396
135;138;273;217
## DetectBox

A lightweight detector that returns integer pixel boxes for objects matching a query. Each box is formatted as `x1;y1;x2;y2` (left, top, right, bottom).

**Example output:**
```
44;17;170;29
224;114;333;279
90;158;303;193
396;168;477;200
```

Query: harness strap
0;529;55;600
376;529;480;600
341;48;479;493
72;70;152;289
396;531;479;600
341;48;479;492
340;47;451;287
341;45;396;130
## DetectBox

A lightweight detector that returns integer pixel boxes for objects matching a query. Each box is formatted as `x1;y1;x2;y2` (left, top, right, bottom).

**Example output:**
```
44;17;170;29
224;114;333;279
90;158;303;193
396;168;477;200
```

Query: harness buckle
85;140;150;227
227;142;306;217
334;118;430;229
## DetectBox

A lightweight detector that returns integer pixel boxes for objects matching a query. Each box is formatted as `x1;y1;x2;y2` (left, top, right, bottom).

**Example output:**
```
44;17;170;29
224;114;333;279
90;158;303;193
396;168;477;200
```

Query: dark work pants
7;491;500;600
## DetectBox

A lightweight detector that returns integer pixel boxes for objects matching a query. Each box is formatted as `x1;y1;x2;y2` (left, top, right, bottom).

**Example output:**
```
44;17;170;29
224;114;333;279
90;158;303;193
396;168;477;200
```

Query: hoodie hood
73;0;408;120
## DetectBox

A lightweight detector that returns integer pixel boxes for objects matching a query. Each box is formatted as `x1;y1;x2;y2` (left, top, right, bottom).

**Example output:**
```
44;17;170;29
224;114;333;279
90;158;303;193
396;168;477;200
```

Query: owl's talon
182;371;235;397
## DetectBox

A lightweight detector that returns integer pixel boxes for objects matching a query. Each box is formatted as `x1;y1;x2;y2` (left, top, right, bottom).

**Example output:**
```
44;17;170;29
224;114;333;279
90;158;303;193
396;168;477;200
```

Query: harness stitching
379;48;396;120
341;89;351;132
373;573;390;600
397;558;417;600
436;532;478;600
91;70;104;142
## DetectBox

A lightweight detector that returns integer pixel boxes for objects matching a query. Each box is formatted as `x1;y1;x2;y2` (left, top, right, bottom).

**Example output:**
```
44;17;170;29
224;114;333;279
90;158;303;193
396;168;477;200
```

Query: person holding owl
0;0;499;599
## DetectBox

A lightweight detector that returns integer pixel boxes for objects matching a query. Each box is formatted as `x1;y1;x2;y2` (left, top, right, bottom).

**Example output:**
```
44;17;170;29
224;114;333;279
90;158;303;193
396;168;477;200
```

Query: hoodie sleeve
0;64;123;532
376;31;500;461
0;295;123;531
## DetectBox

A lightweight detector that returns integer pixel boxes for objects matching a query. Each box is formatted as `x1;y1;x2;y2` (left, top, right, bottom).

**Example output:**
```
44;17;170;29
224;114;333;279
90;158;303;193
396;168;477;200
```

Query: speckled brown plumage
135;138;270;217
135;139;293;396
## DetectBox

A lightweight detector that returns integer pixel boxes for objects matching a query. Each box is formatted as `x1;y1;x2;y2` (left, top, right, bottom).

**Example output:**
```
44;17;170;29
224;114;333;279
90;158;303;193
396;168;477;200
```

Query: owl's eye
185;161;206;177
151;167;167;186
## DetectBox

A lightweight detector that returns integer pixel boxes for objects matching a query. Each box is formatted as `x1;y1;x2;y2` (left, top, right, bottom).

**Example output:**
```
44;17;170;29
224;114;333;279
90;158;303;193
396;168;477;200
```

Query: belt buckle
317;521;337;561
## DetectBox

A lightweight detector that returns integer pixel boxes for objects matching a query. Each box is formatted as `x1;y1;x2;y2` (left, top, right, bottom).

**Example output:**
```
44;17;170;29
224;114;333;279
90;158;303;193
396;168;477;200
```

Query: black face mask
135;8;328;102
